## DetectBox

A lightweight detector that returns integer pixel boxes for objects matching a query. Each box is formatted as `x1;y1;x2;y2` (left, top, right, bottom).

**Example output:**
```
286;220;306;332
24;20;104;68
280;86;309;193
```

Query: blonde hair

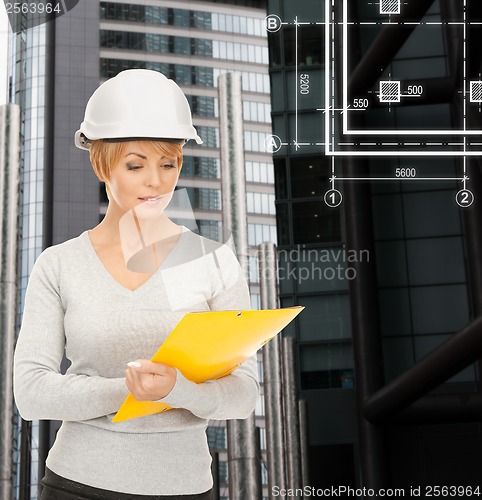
89;140;183;182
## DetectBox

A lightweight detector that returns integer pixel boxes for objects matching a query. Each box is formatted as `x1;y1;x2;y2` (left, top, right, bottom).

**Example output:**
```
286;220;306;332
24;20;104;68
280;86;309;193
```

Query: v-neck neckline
81;226;187;296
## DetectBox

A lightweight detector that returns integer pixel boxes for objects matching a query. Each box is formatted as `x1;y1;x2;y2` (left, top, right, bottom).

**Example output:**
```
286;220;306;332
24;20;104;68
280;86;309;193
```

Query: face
106;141;180;218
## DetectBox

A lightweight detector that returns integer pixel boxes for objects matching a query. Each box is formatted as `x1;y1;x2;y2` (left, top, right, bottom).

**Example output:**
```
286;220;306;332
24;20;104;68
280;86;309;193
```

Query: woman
13;69;259;499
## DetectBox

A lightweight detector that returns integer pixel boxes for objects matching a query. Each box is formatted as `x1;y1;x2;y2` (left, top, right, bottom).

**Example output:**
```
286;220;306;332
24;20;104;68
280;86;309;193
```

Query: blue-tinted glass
411;285;469;335
300;343;354;389
298;295;351;341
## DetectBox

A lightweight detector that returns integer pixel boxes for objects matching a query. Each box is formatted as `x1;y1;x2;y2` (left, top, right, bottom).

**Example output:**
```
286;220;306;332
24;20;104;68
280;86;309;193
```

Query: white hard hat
74;69;203;150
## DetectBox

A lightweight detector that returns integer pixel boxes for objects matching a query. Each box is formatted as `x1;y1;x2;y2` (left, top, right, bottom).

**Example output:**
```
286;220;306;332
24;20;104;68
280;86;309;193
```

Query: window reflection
100;59;268;94
100;3;264;36
290;157;331;198
181;157;220;178
300;343;355;390
292;201;341;244
246;161;274;184
185;187;221;210
283;26;324;66
247;223;277;246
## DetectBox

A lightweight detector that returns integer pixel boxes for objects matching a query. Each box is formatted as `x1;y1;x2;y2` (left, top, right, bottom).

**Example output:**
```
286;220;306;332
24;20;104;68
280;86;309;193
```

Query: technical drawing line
331;0;336;155
325;0;330;154
337;142;465;146
295;15;298;150
464;0;467;135
344;130;482;135
331;156;336;190
463;0;468;174
327;151;482;157
342;1;348;135
334;177;468;181
284;21;481;26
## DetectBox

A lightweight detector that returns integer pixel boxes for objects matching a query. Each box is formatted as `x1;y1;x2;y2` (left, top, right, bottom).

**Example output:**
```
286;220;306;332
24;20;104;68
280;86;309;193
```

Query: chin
133;201;169;220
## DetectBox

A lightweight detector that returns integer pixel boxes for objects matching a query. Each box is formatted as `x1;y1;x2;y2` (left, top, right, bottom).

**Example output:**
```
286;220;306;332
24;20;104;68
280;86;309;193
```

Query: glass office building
8;1;273;498
268;0;482;491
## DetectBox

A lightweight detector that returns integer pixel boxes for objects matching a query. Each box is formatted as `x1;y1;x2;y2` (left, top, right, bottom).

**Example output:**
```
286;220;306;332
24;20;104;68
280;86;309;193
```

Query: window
192;11;211;30
212;40;267;63
246;193;275;215
172;8;189;27
300;343;354;390
186;95;216;117
219;461;228;484
243;102;271;123
283;26;324;66
248;224;277;246
181;157;220;178
249;255;259;283
250;293;260;309
193;66;214;86
195;127;219;148
255;396;265;416
198;220;221;241
292;201;342;244
257;360;264;384
174;36;190;55
290;156;331;198
145;6;167;24
298;295;351;341
244;131;270;152
261;461;268;484
174;64;191;85
259;427;266;450
207;426;226;449
99;59;266;93
186;187;221;210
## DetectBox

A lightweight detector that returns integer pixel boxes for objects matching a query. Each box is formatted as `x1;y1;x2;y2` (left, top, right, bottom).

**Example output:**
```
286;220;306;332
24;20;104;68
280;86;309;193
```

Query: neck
92;203;180;247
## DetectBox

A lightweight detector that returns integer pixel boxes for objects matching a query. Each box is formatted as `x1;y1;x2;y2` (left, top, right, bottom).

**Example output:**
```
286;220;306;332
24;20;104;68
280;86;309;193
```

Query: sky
0;3;9;106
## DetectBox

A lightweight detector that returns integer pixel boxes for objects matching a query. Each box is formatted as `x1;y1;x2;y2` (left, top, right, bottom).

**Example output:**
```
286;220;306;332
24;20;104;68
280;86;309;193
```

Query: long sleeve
13;249;129;422
161;245;260;420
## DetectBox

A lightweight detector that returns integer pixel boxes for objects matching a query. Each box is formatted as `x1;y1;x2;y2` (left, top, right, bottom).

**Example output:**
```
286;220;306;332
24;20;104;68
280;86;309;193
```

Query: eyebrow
124;153;176;162
124;152;147;159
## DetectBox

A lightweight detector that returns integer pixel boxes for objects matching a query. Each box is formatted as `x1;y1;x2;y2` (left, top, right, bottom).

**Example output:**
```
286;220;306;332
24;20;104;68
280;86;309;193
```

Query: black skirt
40;468;214;500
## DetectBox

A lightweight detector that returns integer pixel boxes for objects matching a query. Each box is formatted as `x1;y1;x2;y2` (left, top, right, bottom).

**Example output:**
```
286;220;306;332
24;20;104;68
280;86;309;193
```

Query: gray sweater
13;228;259;495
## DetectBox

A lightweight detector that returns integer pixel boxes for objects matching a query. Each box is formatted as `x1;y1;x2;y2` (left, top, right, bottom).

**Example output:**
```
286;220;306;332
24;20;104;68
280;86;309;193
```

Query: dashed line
283;21;477;26
334;177;466;181
286;141;477;148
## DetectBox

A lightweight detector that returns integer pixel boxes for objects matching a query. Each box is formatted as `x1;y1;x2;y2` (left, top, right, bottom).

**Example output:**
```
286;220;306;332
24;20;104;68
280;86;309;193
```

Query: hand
125;360;177;401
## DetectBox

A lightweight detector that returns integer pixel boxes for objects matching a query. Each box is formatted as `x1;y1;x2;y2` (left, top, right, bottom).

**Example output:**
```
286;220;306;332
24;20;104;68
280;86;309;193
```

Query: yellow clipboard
112;306;304;422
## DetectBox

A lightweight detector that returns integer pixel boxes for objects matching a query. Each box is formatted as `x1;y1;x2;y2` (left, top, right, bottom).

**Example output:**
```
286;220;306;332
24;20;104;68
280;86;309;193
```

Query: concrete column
218;72;261;500
0;103;21;500
260;242;286;498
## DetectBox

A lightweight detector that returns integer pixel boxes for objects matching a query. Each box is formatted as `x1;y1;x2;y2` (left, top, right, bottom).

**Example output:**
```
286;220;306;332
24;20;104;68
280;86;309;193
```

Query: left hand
125;360;177;401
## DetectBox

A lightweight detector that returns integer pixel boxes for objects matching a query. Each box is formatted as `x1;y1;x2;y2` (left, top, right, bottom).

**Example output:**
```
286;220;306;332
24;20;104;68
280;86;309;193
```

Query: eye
162;164;176;170
126;164;142;171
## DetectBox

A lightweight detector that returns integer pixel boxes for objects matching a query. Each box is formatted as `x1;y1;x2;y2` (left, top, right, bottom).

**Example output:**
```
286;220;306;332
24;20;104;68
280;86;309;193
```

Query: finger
125;368;136;392
126;369;148;400
125;366;143;391
127;360;171;376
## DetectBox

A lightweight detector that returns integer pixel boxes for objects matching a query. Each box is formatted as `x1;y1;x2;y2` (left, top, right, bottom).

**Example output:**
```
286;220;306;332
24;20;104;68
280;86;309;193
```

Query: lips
138;195;163;204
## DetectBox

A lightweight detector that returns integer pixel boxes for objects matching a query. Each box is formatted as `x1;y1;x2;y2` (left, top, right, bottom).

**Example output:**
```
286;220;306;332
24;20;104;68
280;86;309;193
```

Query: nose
144;165;162;188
